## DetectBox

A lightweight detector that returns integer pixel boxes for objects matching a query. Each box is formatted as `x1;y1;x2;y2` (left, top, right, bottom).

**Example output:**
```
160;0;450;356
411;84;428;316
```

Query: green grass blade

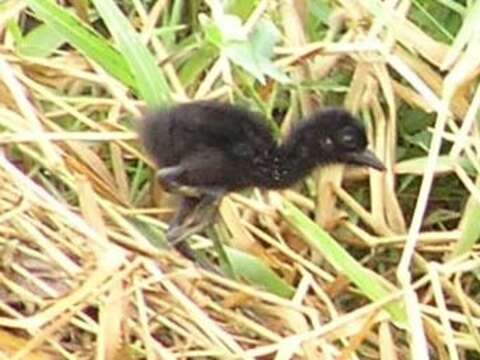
225;247;295;298
224;0;257;19
179;43;218;88
91;0;171;106
395;155;475;175
441;0;480;69
279;200;407;325
452;176;480;257
17;23;66;57
26;0;137;90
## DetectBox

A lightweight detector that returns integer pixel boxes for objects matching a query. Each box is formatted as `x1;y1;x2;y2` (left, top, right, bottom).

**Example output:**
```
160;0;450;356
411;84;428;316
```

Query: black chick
140;101;384;261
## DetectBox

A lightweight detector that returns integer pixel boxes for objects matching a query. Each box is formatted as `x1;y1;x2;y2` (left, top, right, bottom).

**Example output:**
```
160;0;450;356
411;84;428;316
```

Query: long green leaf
452;176;480;257
225;247;295;298
396;155;475;175
17;24;66;57
26;0;137;90
92;0;171;107
280;200;407;326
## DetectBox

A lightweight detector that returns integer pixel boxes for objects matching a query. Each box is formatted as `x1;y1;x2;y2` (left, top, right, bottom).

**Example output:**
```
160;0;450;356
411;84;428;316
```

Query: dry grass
0;1;480;359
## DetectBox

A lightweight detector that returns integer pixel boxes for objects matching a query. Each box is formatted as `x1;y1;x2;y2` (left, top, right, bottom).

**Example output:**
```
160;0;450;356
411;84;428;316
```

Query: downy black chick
140;101;384;261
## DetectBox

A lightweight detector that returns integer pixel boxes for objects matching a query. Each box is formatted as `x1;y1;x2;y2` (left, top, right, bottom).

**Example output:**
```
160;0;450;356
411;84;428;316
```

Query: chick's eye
338;131;360;150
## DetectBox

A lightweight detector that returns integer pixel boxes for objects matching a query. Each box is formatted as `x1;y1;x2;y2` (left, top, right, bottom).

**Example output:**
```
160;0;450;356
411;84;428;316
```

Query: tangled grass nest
0;0;479;359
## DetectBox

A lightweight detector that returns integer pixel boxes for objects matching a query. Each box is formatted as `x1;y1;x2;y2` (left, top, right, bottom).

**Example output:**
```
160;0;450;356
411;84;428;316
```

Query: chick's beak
345;149;385;171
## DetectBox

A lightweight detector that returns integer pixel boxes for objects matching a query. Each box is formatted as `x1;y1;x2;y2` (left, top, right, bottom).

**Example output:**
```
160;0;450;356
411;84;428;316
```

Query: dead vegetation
0;0;480;359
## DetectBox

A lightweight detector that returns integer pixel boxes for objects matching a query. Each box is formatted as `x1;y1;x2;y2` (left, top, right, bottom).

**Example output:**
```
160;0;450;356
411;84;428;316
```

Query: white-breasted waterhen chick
140;101;385;262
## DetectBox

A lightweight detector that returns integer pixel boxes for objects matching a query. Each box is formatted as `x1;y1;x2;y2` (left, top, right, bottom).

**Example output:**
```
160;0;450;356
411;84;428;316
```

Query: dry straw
0;0;479;359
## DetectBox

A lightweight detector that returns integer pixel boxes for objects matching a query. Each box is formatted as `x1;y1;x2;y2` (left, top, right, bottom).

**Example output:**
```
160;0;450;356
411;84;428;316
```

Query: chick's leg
159;150;227;266
156;166;202;198
158;148;229;198
167;190;224;247
166;192;225;274
166;196;202;261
